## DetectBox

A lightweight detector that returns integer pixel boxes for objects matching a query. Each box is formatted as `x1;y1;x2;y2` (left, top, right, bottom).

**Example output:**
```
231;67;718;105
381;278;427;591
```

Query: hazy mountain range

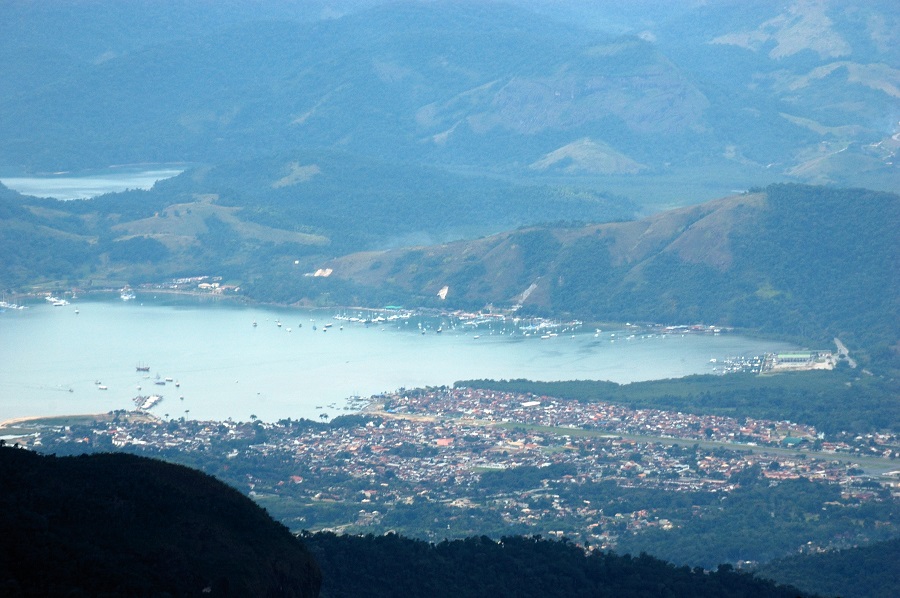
1;0;897;205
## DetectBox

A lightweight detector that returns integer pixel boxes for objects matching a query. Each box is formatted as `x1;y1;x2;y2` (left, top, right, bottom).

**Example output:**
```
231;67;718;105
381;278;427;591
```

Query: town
11;385;898;557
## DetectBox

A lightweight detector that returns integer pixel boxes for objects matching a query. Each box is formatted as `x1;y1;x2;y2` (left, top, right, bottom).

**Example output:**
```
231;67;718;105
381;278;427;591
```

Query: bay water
0;166;183;200
0;296;798;423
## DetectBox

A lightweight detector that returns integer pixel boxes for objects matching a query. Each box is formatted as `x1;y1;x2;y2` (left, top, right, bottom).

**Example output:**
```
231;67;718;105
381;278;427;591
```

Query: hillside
0;446;321;597
0;151;634;291
324;184;900;367
1;1;896;204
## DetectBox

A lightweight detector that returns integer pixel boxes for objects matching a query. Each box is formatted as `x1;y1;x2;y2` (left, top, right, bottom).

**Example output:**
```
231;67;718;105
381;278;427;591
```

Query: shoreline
0;411;160;430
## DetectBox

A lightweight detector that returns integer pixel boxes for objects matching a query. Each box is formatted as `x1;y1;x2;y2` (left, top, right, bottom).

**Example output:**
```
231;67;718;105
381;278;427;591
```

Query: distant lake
0;297;800;424
0;166;184;200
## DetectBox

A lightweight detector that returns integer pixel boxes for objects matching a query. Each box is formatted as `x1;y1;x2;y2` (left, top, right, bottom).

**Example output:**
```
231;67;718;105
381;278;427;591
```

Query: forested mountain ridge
324;184;900;368
1;0;896;201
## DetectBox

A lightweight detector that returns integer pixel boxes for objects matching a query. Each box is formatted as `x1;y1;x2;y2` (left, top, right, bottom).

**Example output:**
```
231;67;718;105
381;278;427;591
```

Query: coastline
0;411;159;431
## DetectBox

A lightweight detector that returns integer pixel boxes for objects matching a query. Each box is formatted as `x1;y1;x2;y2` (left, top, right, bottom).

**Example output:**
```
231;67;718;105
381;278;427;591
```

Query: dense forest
757;537;900;598
553;185;900;365
303;532;809;598
2;2;896;196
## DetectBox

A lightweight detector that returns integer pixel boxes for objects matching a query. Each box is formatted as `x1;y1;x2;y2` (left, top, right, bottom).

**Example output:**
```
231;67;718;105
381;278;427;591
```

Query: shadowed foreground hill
0;447;321;597
303;531;810;598
757;537;900;598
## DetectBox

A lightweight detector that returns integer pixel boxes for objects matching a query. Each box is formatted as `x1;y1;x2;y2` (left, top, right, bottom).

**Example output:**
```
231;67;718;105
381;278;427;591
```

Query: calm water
0;166;183;200
0;297;798;423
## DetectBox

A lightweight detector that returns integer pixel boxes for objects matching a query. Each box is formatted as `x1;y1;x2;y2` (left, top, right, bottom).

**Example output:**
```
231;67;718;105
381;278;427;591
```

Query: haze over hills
1;0;896;206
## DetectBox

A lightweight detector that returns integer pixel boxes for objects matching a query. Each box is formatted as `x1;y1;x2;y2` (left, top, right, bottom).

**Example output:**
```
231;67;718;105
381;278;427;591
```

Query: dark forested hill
327;184;900;368
0;447;321;597
756;537;900;598
303;531;810;598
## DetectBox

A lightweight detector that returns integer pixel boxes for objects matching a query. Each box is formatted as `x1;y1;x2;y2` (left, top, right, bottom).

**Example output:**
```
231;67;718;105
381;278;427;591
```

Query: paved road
834;337;857;368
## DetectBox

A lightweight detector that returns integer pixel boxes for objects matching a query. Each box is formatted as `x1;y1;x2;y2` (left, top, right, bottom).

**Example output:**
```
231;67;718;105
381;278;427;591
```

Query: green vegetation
32;413;897;573
303;532;809;598
328;184;899;373
550;185;899;370
757;537;900;598
616;474;898;570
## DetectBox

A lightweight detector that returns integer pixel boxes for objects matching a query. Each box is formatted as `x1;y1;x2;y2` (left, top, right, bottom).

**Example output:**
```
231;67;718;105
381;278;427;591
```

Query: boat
136;363;150;372
120;290;135;301
46;296;69;306
98;385;108;390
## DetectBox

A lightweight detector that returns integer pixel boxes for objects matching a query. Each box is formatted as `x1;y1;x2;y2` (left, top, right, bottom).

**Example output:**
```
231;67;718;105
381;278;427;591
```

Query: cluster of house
379;387;822;448
22;384;895;549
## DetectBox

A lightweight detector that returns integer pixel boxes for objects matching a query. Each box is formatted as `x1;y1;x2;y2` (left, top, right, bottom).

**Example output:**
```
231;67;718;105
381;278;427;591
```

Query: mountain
322;184;900;367
0;151;634;291
0;446;321;597
1;1;896;205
